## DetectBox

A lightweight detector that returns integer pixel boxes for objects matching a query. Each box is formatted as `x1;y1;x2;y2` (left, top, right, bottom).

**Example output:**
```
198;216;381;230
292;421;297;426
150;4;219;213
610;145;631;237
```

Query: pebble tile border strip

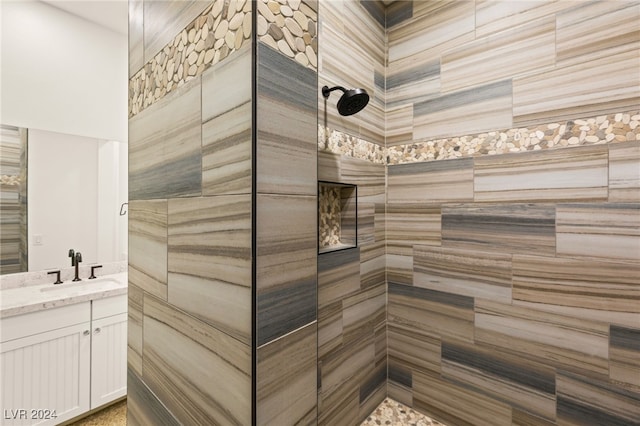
320;111;640;165
129;0;252;118
360;398;446;426
319;125;386;165
257;0;318;70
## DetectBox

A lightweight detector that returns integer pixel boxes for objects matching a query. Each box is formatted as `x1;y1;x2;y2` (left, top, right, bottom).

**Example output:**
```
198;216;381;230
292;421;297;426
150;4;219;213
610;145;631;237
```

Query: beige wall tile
556;203;640;262
609;141;640;203
442;16;555;93
128;200;168;300
257;322;317;426
513;50;640;126
142;294;251;425
474;145;608;202
556;1;640;66
167;195;252;344
513;254;640;313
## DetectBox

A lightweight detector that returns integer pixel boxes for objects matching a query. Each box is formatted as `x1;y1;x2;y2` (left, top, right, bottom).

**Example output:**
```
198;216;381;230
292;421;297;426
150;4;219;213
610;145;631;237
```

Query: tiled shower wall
384;1;640;425
0;125;27;274
127;2;252;424
254;9;319;422
317;0;388;424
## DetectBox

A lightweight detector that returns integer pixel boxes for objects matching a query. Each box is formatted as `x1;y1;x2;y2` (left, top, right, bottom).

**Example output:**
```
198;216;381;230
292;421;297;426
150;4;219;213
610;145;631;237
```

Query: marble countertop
0;272;127;318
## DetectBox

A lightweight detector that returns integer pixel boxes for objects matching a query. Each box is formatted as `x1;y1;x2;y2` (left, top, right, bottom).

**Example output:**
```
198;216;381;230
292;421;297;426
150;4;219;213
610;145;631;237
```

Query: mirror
0;0;128;277
0;125;128;275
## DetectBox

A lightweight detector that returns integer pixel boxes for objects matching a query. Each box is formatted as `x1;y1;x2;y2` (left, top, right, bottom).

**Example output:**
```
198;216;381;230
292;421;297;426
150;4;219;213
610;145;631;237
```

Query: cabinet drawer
92;294;127;319
0;302;91;343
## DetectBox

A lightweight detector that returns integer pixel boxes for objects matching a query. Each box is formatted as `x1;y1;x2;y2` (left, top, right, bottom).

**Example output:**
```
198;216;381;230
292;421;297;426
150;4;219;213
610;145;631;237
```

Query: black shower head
322;85;370;116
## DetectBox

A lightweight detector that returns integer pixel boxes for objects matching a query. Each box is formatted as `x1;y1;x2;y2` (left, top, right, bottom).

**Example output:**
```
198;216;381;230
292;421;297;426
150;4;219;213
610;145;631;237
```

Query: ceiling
41;0;128;35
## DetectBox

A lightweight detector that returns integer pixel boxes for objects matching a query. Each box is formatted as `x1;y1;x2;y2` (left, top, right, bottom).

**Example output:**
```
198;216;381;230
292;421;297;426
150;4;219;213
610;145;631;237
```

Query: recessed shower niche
318;181;357;254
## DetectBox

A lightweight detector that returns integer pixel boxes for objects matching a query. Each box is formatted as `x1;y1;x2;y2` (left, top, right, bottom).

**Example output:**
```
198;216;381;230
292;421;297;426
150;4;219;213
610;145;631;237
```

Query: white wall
0;0;128;142
28;129;99;271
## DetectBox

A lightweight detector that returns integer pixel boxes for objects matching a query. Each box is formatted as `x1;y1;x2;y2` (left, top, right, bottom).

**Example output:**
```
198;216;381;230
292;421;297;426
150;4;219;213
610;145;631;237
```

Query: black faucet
69;249;82;281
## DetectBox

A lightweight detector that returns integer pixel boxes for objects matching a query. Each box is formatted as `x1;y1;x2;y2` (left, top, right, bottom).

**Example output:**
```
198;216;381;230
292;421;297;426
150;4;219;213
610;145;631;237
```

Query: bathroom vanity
0;273;127;426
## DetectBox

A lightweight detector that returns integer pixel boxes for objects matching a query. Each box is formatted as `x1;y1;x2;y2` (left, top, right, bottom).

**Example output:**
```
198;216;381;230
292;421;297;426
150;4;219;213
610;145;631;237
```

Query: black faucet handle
76;252;83;262
89;265;102;279
69;249;75;266
48;270;63;284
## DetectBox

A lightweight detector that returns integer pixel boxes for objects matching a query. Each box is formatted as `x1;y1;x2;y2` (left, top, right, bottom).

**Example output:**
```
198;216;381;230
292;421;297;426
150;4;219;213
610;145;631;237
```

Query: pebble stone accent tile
257;0;318;70
320;111;640;166
129;0;252;118
319;125;387;165
360;398;446;426
318;185;341;248
0;175;21;186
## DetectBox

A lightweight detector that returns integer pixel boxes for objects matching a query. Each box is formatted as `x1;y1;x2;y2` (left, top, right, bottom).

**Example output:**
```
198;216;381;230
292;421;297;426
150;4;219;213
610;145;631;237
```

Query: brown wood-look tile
556;203;640;262
475;0;575;38
339;156;386;201
556;371;640;425
388;158;474;204
256;194;317;345
318;151;342;183
358;203;376;246
387;204;441;255
127;283;144;376
441;16;555;93
442;203;555;255
318;247;361;308
128;200;168;300
513;254;640;313
513;299;640;331
474;145;608;202
475;299;609;378
413;370;512;426
414;245;512;303
511;408;556;426
142;295;251;426
167;195;252;344
202;45;252;196
127;369;179;426
389;283;474;343
386;55;440;110
257;322;317;426
319;386;359;426
609;141;640;203
441;339;556;421
343;284;386;345
556;1;640;66
513;50;640;126
609;325;640;388
413;80;513;141
388;323;441;379
257;43;317;196
318;299;343;360
319;333;376;425
129;78;202;200
386;253;413;286
388;0;475;63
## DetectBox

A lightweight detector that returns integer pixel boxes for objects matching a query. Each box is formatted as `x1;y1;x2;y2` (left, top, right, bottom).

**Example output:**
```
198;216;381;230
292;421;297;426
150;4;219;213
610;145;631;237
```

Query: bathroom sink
39;278;120;292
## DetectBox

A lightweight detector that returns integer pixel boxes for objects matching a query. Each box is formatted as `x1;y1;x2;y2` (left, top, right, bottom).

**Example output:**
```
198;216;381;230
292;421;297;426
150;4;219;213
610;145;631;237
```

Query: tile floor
69;397;443;425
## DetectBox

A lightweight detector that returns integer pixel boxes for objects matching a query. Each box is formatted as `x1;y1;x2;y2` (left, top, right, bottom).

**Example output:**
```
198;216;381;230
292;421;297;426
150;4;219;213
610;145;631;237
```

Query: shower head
322;85;370;116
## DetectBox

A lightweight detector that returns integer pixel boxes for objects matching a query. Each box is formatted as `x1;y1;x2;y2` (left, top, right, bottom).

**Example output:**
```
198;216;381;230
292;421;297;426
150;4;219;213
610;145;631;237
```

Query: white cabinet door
89;313;127;409
0;322;91;426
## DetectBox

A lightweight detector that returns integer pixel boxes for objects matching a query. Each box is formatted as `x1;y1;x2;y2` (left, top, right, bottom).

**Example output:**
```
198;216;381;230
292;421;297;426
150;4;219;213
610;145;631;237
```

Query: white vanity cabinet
89;295;127;409
0;294;127;425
